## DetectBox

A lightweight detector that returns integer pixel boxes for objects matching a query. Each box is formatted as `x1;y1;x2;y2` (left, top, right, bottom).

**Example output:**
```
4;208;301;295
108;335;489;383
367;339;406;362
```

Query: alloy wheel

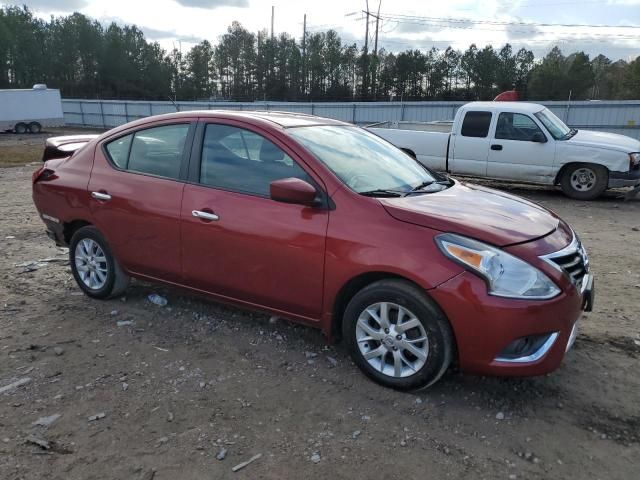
74;238;108;290
355;302;429;378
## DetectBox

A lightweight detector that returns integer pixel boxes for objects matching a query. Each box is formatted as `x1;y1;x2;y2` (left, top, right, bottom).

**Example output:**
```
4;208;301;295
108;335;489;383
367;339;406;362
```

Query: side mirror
531;132;547;143
270;177;319;206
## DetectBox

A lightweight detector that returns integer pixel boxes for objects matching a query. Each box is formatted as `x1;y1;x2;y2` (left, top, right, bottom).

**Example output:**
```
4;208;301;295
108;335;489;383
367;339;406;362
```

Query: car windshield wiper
562;128;578;140
404;178;453;196
359;189;406;197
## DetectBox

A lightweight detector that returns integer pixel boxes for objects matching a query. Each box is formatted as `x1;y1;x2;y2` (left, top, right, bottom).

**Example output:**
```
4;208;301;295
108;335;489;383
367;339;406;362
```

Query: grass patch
0;145;42;167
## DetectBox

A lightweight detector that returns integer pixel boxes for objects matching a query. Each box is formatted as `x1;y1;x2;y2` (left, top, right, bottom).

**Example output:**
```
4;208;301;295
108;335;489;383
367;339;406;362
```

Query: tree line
1;5;639;102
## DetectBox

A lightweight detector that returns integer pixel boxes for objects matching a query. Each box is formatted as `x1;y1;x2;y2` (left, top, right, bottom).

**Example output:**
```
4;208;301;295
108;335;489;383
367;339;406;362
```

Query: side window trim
101;121;196;182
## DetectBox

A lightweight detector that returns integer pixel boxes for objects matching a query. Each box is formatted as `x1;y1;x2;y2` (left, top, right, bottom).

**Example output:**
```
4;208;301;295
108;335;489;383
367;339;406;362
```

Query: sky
3;0;640;60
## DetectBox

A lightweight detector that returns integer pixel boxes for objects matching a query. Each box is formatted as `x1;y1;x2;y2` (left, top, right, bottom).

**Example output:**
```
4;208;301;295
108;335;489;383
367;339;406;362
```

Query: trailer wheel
28;122;42;134
14;123;28;134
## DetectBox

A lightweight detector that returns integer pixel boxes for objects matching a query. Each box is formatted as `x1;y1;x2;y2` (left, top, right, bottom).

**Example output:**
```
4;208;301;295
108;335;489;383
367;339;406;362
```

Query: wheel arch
63;219;93;245
331;271;438;342
554;161;610;185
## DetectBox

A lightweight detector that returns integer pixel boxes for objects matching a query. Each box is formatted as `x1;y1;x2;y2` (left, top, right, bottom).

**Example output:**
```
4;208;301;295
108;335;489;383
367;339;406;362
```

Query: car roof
123;109;351;128
463;102;546;114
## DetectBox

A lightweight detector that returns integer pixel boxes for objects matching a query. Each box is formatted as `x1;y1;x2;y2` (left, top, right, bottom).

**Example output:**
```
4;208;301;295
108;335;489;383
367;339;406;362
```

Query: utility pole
302;13;307;97
271;5;274;40
362;1;370;100
372;1;381;99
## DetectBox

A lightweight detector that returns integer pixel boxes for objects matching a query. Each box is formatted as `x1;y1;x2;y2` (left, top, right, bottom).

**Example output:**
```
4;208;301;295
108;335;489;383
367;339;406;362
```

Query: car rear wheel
69;226;129;299
14;122;27;134
342;279;454;390
560;163;608;200
28;122;42;134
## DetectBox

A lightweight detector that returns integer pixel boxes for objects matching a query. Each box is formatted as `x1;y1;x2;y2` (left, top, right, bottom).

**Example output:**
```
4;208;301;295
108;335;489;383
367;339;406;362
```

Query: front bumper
608;168;640;188
430;271;591;377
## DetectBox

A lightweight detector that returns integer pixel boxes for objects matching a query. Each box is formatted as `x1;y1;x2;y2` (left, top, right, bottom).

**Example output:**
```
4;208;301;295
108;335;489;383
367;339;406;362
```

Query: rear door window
104;124;190;180
460;111;492;138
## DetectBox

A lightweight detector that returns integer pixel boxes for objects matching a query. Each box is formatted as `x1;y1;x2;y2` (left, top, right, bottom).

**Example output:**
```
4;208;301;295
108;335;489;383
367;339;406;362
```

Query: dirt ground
1;132;639;480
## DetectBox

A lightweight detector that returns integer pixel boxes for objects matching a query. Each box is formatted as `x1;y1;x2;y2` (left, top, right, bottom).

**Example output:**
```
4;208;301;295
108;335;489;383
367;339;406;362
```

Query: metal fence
62;99;640;139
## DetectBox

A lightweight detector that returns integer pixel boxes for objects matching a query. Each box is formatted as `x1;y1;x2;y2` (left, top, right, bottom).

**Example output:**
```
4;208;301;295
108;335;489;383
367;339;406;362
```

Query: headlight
435;233;560;300
630;152;640;169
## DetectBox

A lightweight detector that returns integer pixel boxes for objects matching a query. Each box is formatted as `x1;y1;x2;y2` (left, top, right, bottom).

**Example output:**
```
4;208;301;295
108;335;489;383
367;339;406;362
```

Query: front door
88;121;194;282
486;112;555;183
180;122;329;321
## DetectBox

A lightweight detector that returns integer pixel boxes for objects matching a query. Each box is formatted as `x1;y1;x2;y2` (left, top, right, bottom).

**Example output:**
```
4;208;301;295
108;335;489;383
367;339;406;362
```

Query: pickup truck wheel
28;122;42;134
342;279;454;390
560;163;608;200
69;226;130;299
14;123;27;134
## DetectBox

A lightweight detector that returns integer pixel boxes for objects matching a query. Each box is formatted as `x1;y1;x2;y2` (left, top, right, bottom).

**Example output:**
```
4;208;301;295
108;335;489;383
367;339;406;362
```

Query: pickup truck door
486;112;555;183
450;110;493;176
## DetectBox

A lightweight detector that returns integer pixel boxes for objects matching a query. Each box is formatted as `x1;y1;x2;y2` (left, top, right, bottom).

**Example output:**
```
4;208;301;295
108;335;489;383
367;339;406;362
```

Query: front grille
542;236;589;287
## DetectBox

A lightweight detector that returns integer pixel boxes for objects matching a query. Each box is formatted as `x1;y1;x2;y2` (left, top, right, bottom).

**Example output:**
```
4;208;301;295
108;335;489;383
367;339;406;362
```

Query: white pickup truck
367;102;640;200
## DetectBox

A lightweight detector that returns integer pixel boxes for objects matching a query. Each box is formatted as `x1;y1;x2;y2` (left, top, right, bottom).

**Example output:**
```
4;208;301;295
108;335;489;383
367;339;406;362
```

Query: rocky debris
88;412;106;422
117;320;134;327
496;412;505;420
53;346;64;356
0;377;32;394
122;382;129;391
231;453;262;472
137;469;156;480
147;294;168;307
110;310;119;316
326;356;338;368
352;430;362;439
310;452;321;463
167;412;174;422
25;435;50;450
216;447;227;460
268;316;279;324
32;414;61;428
304;351;318;359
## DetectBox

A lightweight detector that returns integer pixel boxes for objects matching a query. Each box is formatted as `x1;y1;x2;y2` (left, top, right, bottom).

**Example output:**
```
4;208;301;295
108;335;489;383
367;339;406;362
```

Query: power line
380;13;640;30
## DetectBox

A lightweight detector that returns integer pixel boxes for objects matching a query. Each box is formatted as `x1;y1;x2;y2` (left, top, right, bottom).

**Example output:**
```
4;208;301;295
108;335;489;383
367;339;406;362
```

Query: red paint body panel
31;110;593;379
380;182;560;246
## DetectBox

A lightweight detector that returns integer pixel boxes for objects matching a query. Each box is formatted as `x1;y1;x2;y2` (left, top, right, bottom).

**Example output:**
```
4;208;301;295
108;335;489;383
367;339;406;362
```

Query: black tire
342;279;454;390
28;122;42;134
14;122;27;134
560;163;608;200
69;226;129;299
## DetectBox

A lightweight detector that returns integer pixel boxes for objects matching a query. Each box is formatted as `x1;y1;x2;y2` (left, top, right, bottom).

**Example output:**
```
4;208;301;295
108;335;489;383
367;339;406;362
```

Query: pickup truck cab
368;102;640;200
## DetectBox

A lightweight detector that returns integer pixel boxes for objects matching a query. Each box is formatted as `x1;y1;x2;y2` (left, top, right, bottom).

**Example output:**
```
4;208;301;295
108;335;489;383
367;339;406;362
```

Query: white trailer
0;84;65;133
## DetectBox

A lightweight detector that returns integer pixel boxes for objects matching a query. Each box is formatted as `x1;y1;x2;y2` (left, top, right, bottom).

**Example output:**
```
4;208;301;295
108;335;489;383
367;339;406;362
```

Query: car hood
568;129;640;153
379;181;560;247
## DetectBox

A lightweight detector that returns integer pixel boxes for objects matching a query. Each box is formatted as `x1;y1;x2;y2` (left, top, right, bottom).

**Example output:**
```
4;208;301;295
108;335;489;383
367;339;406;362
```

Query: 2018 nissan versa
32;111;594;390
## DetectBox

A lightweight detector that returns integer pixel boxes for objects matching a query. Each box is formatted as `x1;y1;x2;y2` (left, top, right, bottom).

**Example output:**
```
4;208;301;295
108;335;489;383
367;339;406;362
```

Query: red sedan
32;111;594;390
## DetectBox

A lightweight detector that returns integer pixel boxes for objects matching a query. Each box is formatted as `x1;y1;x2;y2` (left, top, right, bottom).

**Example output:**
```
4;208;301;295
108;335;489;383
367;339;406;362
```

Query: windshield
534;108;571;140
288;125;437;194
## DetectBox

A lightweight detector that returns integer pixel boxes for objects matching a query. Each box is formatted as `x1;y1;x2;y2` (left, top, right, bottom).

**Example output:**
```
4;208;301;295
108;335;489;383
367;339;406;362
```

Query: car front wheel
69;226;129;299
342;279;454;390
560;163;608;200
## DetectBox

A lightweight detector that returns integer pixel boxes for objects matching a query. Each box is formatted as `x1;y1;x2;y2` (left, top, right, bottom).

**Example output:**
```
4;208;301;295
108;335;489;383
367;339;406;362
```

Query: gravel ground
1;157;639;479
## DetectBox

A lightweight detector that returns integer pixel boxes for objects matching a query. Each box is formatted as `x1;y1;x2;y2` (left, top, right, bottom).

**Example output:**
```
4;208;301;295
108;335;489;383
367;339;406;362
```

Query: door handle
91;191;112;201
192;210;219;221
491;144;503;151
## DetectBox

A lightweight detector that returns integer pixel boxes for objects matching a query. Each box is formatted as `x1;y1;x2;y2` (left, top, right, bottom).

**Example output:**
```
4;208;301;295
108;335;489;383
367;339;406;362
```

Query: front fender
555;143;629;175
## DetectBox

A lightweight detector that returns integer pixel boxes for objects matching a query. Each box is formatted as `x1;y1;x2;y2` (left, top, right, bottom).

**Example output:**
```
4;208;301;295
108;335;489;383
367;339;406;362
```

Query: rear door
180;120;329;321
88;120;195;282
450;110;494;176
486;112;555;183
